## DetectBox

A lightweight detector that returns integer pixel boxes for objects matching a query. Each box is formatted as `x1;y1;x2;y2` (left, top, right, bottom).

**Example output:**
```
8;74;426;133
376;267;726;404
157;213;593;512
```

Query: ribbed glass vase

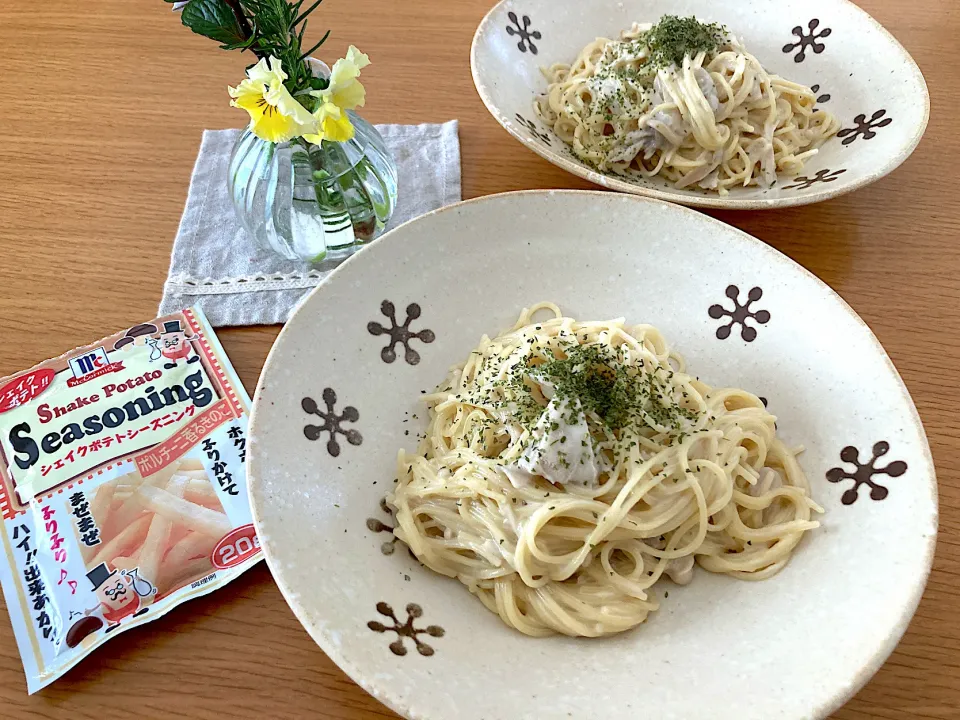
227;112;398;264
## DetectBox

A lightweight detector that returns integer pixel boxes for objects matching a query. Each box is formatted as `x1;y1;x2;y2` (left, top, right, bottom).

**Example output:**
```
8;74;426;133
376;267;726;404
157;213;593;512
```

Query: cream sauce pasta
389;303;822;637
534;17;841;194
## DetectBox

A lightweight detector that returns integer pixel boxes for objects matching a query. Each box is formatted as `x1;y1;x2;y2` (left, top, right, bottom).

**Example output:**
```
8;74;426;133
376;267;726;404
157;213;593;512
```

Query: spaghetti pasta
534;17;841;194
390;303;822;637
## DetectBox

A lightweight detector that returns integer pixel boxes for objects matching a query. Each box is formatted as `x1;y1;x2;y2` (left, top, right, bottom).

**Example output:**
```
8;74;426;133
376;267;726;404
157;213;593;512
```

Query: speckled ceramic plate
470;0;929;209
248;191;937;720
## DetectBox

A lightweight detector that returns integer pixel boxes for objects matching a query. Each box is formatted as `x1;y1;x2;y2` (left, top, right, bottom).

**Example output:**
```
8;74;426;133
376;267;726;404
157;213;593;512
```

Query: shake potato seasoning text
0;308;262;692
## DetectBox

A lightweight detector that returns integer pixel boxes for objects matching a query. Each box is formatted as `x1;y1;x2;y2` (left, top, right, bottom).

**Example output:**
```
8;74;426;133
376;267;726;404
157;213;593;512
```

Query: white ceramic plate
248;191;937;720
470;0;929;209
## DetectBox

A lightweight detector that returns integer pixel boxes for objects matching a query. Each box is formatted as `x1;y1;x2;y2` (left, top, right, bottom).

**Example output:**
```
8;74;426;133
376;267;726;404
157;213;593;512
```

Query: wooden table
1;0;957;717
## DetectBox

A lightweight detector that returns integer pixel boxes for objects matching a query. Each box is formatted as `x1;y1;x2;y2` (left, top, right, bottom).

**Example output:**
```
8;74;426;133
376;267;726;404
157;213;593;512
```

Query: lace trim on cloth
164;271;328;296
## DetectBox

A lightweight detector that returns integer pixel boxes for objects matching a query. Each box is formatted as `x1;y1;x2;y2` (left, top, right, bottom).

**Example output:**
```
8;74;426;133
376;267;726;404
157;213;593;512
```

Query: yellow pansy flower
326;45;371;110
302;46;370;145
228;56;317;143
305;98;356;144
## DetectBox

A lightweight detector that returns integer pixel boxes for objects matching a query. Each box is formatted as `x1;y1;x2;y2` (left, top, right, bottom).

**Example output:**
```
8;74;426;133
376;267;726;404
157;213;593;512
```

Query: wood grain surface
0;0;958;717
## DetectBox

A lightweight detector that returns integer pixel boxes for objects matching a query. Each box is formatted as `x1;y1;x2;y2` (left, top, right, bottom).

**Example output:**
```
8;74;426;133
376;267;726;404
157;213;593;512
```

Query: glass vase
227;112;398;264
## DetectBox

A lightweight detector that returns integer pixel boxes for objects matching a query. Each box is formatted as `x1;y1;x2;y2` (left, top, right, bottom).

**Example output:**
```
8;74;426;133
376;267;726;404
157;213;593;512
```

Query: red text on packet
0;370;55;414
212;524;260;569
135;398;233;476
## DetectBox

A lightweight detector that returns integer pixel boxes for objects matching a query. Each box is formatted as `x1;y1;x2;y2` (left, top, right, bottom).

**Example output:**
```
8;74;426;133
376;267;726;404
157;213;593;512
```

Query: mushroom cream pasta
389;303;822;637
534;16;840;194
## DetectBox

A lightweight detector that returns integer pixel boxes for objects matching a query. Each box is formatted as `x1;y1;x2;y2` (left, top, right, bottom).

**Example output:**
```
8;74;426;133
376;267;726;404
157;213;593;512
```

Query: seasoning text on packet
10;368;214;472
1;331;219;500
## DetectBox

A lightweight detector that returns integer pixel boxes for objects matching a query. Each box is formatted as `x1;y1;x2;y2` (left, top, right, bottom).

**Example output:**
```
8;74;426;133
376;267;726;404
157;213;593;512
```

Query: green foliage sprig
166;0;331;92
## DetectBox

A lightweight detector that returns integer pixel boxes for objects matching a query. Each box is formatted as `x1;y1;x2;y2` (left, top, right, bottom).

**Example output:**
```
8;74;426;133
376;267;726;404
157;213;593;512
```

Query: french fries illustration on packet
80;457;229;601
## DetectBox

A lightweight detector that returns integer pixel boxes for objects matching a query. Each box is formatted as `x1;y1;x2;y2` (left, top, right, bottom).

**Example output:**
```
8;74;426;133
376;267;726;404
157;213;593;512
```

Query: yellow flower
228;56;317;143
302;46;370;145
327;45;371;110
305;98;356;144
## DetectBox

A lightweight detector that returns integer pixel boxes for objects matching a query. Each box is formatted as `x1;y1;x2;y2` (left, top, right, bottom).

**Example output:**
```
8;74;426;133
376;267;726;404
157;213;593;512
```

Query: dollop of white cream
501;396;600;489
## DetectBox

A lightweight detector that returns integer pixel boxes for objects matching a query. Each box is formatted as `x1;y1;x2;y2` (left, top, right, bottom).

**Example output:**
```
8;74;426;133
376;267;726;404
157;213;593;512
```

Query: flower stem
298;139;343;223
223;0;254;44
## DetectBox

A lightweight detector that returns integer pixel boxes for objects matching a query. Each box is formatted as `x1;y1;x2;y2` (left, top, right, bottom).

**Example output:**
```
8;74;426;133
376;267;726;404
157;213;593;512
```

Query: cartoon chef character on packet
156;320;201;370
85;563;154;632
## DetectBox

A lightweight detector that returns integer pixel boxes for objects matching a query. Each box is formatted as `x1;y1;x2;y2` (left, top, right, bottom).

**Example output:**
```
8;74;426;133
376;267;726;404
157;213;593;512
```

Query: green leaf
299;29;330;60
180;0;247;47
293;0;324;27
222;36;256;50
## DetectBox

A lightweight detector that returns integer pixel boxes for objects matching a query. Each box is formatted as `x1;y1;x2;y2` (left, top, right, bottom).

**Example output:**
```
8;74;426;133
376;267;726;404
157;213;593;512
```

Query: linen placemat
159;121;460;327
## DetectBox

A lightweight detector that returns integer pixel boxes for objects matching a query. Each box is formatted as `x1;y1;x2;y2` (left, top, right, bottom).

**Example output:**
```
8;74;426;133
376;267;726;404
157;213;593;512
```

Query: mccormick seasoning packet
0;307;261;692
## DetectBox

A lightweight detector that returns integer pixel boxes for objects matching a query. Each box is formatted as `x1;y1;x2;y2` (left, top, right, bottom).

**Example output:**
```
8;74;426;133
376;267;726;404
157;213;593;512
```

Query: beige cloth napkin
159;121;461;327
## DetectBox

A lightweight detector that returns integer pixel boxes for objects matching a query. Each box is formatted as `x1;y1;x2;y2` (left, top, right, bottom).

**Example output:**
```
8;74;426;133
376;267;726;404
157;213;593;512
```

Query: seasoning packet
0;307;261;693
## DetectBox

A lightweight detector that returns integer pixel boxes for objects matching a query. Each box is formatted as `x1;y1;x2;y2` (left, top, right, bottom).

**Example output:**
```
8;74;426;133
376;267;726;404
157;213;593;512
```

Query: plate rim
247;189;939;720
469;0;931;210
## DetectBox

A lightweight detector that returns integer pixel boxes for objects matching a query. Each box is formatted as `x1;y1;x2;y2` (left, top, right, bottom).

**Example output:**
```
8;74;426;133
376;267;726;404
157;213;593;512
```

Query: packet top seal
0;307;261;693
